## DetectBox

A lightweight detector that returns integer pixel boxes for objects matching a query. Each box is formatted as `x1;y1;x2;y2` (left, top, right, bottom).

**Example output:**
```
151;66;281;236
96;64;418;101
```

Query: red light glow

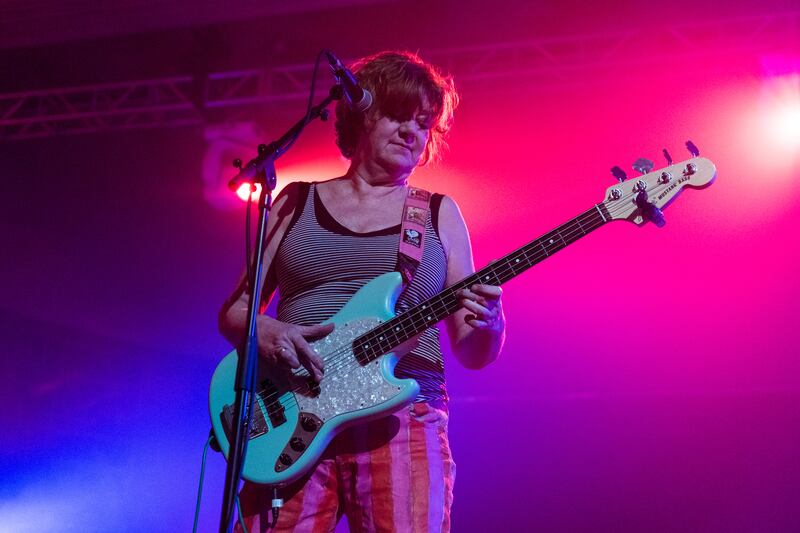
236;183;261;202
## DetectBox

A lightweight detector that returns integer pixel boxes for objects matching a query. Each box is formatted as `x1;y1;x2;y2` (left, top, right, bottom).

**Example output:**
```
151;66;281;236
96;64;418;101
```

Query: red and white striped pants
235;401;456;533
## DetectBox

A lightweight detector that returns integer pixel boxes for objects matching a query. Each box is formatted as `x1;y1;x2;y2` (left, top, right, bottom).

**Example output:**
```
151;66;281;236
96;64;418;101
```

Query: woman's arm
438;195;506;369
218;182;332;380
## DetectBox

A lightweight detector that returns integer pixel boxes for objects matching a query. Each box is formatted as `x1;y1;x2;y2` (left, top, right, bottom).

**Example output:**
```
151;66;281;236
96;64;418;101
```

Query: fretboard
353;203;611;364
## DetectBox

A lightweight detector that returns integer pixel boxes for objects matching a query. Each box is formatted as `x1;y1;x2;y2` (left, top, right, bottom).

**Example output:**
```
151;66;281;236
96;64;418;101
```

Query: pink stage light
762;73;800;151
759;54;800;155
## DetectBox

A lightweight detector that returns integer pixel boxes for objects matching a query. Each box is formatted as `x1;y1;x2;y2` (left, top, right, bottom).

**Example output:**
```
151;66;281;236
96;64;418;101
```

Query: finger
458;288;488;307
277;347;301;369
293;335;325;381
464;314;493;329
460;297;495;320
471;284;502;298
299;322;335;339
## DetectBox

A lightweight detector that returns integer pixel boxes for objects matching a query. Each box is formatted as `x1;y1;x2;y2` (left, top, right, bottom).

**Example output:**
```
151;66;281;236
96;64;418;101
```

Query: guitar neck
353;203;612;363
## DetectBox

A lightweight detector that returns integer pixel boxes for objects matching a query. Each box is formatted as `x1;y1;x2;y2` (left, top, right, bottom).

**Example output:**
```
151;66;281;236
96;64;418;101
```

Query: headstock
602;156;716;225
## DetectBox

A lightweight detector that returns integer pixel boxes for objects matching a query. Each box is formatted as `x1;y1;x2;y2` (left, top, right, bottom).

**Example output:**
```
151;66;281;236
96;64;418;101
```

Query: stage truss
1;11;798;140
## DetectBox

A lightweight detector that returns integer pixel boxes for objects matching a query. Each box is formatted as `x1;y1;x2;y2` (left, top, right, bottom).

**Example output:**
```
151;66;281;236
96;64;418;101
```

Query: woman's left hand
457;284;504;332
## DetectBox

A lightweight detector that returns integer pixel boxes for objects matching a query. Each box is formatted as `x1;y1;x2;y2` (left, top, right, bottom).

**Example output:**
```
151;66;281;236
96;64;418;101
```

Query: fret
561;222;582;246
558;228;568;247
477;268;502;286
541;231;562;255
595;203;608;223
539;239;550;257
353;205;610;364
494;256;519;285
512;250;527;272
521;247;533;268
502;254;524;278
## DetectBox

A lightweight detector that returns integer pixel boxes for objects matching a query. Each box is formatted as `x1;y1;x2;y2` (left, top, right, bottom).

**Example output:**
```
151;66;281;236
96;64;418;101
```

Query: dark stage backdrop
1;2;799;531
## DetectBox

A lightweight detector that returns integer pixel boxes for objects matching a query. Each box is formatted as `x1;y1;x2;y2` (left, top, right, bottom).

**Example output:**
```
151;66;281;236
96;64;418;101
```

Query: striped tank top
271;182;449;402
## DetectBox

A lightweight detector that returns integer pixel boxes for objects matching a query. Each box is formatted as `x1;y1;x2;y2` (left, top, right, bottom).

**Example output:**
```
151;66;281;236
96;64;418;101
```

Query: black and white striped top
270;182;449;402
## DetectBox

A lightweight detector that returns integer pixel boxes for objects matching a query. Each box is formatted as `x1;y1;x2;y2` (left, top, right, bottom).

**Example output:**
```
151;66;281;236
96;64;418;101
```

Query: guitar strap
396;186;432;285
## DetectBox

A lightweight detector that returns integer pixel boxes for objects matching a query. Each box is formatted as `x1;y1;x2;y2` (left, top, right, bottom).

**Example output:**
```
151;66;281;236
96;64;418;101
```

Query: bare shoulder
262;181;309;249
437;194;471;258
312;176;348;197
272;181;304;216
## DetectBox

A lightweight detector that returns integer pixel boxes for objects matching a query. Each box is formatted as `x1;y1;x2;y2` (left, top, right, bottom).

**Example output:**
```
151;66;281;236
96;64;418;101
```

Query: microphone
325;51;373;113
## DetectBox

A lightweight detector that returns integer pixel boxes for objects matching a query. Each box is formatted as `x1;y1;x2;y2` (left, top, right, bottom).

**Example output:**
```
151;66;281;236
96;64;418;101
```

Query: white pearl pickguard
295;318;405;420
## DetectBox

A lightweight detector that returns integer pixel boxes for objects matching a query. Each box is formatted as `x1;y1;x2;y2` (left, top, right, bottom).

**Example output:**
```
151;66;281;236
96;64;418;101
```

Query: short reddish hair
334;51;459;166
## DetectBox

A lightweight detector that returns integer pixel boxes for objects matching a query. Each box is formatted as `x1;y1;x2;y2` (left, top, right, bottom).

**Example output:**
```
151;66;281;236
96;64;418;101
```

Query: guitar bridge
220;401;268;443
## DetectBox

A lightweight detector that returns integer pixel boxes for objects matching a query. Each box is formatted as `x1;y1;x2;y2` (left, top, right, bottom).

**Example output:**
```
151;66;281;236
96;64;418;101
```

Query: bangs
372;70;443;124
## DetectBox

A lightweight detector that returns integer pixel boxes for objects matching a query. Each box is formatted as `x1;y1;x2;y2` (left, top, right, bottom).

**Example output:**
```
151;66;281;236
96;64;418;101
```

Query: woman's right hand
256;316;335;381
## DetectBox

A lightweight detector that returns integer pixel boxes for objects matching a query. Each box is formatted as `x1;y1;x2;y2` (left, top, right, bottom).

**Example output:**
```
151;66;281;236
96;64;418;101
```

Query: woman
219;50;505;533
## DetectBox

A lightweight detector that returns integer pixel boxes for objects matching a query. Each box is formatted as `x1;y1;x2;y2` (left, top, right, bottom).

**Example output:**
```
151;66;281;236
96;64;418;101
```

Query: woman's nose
398;121;415;141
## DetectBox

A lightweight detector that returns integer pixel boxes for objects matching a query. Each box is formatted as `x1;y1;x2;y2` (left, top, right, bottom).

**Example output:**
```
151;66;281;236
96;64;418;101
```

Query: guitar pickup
220;401;268;443
261;379;287;427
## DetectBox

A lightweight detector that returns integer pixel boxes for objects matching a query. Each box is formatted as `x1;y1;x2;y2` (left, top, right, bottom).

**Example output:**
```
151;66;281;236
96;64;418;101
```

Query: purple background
1;1;799;531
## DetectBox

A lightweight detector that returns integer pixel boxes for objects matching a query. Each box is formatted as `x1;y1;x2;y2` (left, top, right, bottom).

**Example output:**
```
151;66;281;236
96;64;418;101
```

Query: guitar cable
192;435;214;533
192;433;267;533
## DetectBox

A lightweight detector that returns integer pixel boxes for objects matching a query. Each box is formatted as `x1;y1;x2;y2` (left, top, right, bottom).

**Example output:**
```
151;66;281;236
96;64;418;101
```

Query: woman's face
358;109;432;176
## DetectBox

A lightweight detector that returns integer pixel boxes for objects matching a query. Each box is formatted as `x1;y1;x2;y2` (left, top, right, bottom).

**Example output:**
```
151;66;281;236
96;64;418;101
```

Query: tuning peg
232;158;243;169
611;166;628;183
632;157;654;175
686;140;700;157
662;149;673;165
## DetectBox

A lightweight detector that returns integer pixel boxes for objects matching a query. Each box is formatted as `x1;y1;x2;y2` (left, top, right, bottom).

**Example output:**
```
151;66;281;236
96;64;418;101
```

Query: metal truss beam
2;11;798;140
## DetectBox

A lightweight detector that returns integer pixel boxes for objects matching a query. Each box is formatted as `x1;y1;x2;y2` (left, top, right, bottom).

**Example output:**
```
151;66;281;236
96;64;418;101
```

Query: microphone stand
218;84;343;533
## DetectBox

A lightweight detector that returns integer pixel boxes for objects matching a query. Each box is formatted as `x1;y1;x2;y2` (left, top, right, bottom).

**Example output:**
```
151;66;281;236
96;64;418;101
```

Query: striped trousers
235;401;456;533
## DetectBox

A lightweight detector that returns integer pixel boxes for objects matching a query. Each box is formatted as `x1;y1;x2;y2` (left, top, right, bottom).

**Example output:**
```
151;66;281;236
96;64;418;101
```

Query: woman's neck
345;161;409;197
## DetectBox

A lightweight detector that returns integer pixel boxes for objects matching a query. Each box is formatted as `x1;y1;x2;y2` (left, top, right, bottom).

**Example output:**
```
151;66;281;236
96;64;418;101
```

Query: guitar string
240;183;671;421
244;210;608;422
277;188;643;384
246;189;654;419
290;210;602;380
248;196;633;420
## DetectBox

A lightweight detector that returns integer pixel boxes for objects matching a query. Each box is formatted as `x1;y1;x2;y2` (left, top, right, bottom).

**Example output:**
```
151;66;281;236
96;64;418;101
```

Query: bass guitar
209;152;716;486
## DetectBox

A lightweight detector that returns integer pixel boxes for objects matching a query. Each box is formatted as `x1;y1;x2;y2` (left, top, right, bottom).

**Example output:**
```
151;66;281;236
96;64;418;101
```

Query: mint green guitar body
208;272;419;487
